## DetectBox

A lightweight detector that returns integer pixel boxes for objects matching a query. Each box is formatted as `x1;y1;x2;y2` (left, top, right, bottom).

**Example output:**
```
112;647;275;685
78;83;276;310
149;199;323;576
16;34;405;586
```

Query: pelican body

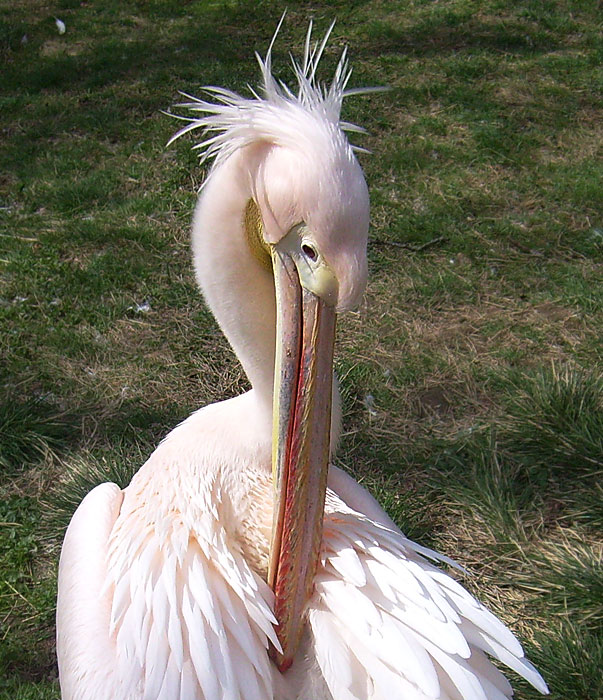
57;22;548;700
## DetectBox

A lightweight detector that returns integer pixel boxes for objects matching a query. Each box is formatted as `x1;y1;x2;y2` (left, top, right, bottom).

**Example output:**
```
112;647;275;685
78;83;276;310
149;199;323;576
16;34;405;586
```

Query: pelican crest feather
167;18;376;175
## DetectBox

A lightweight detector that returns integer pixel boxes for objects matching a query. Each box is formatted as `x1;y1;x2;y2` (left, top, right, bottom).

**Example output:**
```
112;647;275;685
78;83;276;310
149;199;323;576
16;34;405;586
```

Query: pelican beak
267;227;337;672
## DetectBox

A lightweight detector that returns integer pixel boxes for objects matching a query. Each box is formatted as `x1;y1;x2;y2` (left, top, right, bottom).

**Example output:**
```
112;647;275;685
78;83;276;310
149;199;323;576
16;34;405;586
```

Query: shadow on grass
0;386;193;473
359;10;565;58
0;393;76;474
0;1;286;184
2;0;322;97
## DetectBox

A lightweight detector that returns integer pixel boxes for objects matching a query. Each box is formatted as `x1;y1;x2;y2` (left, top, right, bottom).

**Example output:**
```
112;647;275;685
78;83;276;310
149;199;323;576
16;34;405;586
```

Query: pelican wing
57;483;125;700
310;510;548;700
106;483;281;700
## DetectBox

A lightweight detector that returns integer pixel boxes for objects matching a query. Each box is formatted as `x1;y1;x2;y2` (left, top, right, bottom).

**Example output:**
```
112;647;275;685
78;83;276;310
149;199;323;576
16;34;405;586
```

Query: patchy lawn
1;1;601;698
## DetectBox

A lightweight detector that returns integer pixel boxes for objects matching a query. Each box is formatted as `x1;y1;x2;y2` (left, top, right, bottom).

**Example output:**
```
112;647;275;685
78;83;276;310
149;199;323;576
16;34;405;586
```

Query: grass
1;0;601;697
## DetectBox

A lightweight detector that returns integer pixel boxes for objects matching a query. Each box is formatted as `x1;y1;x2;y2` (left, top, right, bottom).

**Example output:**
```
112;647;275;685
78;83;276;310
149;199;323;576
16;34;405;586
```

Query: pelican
56;21;549;700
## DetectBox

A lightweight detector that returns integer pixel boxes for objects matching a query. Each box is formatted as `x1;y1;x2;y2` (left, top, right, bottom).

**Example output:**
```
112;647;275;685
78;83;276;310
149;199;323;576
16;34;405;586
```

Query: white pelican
56;20;549;700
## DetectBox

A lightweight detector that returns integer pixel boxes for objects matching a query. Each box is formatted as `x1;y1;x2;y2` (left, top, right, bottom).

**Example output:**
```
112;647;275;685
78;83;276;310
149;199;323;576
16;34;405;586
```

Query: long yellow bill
268;247;336;672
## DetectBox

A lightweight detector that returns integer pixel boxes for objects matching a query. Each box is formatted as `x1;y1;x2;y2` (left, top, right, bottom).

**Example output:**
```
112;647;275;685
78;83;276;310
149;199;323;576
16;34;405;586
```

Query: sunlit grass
1;1;601;698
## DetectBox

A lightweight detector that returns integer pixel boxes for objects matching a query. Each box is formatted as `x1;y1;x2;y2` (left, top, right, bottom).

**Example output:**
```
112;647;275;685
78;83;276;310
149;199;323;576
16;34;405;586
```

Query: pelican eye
275;224;338;306
301;243;318;262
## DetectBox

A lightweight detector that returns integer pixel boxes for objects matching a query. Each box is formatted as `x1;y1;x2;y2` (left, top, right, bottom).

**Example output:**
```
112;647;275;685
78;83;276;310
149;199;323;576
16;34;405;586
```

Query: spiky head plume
167;17;376;176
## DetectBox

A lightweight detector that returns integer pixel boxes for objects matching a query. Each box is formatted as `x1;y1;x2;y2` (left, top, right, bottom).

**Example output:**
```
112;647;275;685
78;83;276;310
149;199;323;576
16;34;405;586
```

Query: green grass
1;1;601;698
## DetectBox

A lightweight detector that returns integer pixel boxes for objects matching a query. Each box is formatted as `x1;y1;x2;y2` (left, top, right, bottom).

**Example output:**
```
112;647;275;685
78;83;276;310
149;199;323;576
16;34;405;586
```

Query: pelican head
251;119;370;311
169;19;373;671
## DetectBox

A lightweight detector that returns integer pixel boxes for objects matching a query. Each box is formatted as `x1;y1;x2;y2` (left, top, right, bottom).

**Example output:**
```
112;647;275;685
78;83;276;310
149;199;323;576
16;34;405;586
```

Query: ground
0;1;601;698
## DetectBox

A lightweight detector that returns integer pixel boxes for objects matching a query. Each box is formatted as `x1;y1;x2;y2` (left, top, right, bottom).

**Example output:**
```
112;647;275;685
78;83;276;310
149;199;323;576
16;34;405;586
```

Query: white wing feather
106;485;279;700
310;509;549;700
